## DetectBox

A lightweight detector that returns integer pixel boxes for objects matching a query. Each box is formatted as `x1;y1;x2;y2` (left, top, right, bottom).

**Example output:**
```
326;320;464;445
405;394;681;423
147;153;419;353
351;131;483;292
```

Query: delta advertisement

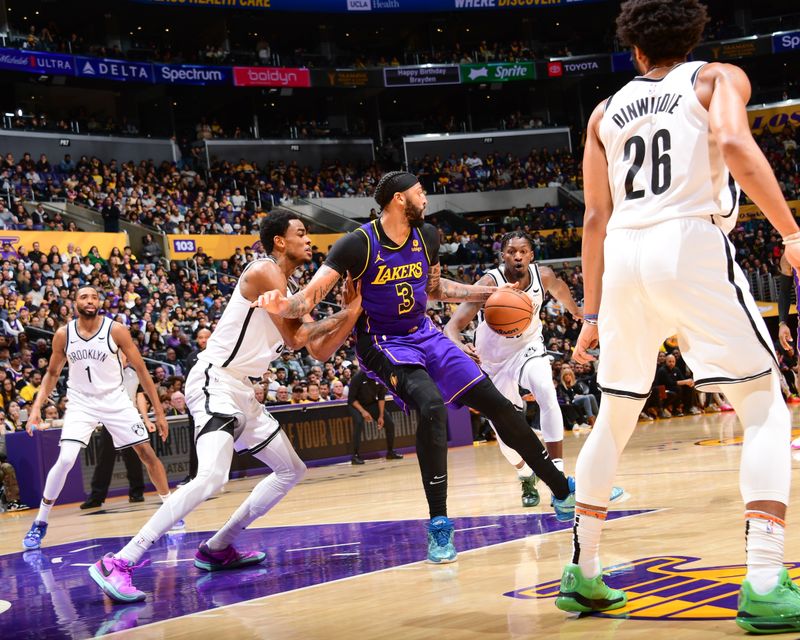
129;0;603;12
747;100;800;134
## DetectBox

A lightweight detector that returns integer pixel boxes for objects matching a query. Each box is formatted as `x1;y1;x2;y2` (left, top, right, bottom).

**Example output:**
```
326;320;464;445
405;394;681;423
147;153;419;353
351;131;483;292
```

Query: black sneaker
128;495;145;503
351;454;365;465
80;497;104;510
7;501;30;511
386;450;404;460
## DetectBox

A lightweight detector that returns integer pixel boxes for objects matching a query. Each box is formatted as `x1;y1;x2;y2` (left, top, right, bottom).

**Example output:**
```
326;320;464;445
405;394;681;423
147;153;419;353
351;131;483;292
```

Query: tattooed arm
252;265;341;318
295;277;362;362
426;264;509;302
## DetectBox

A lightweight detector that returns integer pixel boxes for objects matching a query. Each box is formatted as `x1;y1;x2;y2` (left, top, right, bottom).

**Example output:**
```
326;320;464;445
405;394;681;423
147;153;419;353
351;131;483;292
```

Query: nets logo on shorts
131;422;146;437
507;556;800;620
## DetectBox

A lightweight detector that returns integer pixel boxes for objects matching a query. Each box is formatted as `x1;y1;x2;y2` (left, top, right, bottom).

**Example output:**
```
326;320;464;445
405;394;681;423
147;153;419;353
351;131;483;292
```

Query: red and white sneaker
194;542;266;572
89;553;149;603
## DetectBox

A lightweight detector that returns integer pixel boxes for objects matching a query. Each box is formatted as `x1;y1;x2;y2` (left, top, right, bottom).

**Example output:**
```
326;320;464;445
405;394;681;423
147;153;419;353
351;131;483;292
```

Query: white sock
552;458;564;473
517;463;533;479
159;493;171;502
36;500;54;524
117;528;158;564
746;512;785;594
573;510;605;579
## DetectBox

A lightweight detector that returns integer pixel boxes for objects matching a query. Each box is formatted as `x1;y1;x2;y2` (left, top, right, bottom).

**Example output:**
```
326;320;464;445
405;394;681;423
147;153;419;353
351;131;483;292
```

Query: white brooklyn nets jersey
199;257;291;378
600;61;740;234
474;264;546;371
65;316;124;395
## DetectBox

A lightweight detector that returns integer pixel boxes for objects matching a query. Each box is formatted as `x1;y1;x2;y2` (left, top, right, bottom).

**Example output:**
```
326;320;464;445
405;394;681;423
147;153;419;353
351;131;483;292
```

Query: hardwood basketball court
3;409;800;639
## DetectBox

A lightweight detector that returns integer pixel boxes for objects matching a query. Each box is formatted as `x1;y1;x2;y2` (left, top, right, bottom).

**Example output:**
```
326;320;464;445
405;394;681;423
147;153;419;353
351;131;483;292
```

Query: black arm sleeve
324;231;369;277
778;273;794;324
421;223;440;265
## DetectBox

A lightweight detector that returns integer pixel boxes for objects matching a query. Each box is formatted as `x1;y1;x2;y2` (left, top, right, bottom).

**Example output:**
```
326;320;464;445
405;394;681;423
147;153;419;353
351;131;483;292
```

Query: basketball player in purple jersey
254;171;575;563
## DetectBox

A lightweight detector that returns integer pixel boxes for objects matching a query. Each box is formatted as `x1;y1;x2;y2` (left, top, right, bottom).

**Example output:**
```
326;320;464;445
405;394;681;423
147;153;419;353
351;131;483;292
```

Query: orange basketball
484;289;532;337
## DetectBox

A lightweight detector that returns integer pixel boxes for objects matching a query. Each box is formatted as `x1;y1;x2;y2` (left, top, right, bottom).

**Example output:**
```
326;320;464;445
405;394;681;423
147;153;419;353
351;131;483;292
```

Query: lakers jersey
199;257;288;378
65;316;123;395
356;220;430;336
474;264;545;371
600;61;740;233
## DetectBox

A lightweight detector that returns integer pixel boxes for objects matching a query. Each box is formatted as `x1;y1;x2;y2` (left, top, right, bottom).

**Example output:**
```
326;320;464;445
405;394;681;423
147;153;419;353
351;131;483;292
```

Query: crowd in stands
9;10;743;70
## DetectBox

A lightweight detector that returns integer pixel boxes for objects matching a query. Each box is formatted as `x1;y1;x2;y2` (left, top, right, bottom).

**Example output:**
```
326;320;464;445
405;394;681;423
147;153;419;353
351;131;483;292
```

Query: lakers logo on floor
696;428;800;447
506;556;800;620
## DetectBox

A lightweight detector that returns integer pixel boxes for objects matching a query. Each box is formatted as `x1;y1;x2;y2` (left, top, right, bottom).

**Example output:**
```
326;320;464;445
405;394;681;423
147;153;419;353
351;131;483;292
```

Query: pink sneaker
194;542;266;572
89;553;148;603
720;403;734;411
792;438;800;450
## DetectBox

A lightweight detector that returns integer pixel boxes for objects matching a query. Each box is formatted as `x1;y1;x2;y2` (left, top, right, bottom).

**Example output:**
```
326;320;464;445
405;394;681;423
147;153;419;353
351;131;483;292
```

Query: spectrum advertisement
130;0;604;12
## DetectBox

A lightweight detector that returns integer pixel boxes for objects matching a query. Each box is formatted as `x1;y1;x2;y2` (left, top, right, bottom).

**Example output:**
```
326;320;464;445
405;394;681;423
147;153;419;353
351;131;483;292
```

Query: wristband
584;313;599;321
783;231;800;245
583;318;598;326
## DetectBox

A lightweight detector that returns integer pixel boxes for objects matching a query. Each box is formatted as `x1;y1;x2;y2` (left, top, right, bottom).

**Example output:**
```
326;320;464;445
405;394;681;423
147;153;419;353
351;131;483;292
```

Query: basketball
484;289;533;337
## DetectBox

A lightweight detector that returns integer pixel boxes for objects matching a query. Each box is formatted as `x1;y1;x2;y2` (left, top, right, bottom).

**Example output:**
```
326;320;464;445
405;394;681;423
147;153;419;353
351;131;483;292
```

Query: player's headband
374;171;419;208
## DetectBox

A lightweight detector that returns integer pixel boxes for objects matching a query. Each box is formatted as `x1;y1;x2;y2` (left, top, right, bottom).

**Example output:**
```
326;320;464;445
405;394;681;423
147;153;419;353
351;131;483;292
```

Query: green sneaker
555;563;627;613
736;568;800;634
520;475;540;508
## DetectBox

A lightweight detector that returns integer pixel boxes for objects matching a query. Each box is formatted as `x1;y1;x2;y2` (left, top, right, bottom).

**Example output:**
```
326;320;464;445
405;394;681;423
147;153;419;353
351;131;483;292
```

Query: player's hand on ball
462;342;481;365
251;289;290;314
155;416;169;442
574;324;599;364
25;409;41;436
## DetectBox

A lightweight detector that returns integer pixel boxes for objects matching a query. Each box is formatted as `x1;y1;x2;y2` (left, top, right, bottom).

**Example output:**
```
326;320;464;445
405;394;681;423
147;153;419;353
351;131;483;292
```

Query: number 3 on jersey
624;128;672;200
395;282;415;315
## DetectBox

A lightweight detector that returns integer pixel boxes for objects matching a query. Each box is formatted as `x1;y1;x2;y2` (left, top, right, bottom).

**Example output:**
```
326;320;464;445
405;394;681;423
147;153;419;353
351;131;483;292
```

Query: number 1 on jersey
624;128;672;200
85;365;92;383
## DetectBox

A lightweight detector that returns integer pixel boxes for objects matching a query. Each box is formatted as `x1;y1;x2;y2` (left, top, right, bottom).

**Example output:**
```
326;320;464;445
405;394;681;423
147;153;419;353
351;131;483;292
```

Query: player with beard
253;171;575;564
22;286;171;550
89;211;363;603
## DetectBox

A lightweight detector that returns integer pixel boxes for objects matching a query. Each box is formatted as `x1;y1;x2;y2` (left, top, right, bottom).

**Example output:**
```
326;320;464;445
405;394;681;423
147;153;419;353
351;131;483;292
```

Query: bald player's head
196;328;212;350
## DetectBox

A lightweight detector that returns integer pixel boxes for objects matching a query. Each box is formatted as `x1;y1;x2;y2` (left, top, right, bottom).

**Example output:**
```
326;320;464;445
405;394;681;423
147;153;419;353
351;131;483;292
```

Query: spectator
655;354;701;417
100;196;120;233
347;368;402;465
0;427;29;510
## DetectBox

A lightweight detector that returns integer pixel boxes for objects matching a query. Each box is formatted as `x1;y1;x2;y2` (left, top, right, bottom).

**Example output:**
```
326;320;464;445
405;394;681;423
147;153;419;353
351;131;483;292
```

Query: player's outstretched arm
253;265;342;318
540;266;582;318
575;100;614;364
443;273;496;363
112;322;168;441
301;275;362;361
427;264;513;302
704;63;800;243
26;327;68;436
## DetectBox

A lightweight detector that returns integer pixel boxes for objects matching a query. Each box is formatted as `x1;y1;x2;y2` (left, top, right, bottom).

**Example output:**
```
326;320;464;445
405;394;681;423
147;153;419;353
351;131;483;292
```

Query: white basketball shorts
597;217;777;398
61;387;149;450
185;362;281;455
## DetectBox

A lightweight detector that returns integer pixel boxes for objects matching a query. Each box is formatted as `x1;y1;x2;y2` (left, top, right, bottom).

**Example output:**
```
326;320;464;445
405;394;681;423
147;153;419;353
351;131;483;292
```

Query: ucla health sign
76;56;154;83
773;30;800;53
0;48;75;76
